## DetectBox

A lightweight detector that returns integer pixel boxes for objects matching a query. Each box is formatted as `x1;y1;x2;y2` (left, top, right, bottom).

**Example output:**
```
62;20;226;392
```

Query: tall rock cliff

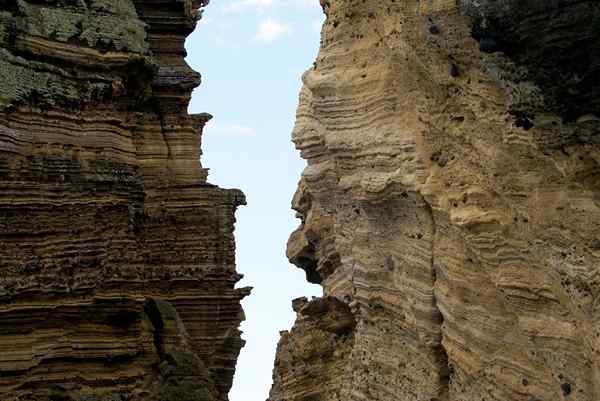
270;1;600;400
0;1;249;400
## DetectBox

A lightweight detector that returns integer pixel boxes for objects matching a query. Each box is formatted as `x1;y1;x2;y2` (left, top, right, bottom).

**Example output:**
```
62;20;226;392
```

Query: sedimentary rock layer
271;1;600;400
0;1;248;400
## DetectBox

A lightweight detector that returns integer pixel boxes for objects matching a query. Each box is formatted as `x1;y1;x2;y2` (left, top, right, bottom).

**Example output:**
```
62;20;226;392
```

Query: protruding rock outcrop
0;1;248;400
271;1;600;400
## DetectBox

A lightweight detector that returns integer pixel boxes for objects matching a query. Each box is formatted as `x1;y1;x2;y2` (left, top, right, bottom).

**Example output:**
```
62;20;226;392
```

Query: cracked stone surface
270;1;600;400
0;1;248;400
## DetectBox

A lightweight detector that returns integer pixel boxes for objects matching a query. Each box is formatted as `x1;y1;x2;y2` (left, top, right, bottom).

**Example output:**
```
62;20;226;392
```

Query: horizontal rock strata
270;1;600;400
0;1;248;400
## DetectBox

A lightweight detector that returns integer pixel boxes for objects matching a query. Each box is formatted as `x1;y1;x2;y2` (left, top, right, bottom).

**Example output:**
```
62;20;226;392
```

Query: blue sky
186;1;324;399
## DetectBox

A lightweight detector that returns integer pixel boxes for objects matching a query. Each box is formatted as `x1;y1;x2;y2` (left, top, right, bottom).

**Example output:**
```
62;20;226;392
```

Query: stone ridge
270;1;600;400
0;1;249;400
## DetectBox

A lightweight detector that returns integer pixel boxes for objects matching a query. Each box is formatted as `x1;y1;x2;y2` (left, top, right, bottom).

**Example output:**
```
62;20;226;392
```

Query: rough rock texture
0;1;249;400
270;1;600;400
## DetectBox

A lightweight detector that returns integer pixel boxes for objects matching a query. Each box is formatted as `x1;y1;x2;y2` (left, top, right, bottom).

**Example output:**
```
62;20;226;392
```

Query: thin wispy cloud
222;0;275;13
222;0;318;13
254;17;292;42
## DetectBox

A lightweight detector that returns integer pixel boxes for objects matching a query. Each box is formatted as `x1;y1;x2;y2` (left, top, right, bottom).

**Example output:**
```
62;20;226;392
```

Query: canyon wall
270;1;600;401
0;1;248;400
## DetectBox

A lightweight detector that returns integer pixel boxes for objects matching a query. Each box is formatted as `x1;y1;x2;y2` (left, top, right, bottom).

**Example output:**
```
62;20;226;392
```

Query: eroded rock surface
271;1;600;400
0;1;248;400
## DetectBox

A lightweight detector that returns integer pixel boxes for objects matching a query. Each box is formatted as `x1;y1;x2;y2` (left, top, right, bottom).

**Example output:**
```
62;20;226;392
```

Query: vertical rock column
0;1;249;400
270;1;600;401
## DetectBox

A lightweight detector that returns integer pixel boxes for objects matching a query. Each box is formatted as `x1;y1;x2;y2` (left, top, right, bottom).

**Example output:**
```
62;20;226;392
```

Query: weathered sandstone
271;1;600;400
0;1;248;400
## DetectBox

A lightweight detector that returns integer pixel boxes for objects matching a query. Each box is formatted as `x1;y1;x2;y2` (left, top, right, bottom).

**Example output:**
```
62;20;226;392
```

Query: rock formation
271;1;600;400
0;1;249;400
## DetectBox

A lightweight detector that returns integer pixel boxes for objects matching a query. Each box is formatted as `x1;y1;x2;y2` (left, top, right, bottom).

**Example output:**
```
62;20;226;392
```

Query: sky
185;1;325;400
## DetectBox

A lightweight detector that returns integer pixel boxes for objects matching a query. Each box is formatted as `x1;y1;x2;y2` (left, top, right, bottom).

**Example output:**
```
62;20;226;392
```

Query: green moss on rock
16;0;147;53
0;50;112;109
0;12;14;48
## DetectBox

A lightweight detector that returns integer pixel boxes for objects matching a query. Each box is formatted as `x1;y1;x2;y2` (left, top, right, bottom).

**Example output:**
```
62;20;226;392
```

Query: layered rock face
271;1;600;401
0;1;248;400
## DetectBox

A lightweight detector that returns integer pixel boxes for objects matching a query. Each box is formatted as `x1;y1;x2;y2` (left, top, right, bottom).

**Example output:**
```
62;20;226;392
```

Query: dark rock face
459;0;600;122
0;1;248;400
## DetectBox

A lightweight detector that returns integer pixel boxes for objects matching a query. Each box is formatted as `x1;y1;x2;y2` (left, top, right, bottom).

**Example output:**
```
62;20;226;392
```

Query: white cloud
293;0;319;7
254;17;292;42
222;0;275;13
206;123;256;136
221;0;318;13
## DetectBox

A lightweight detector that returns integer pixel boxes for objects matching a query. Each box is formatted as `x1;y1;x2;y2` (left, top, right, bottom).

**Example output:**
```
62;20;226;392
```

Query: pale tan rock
270;1;600;401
